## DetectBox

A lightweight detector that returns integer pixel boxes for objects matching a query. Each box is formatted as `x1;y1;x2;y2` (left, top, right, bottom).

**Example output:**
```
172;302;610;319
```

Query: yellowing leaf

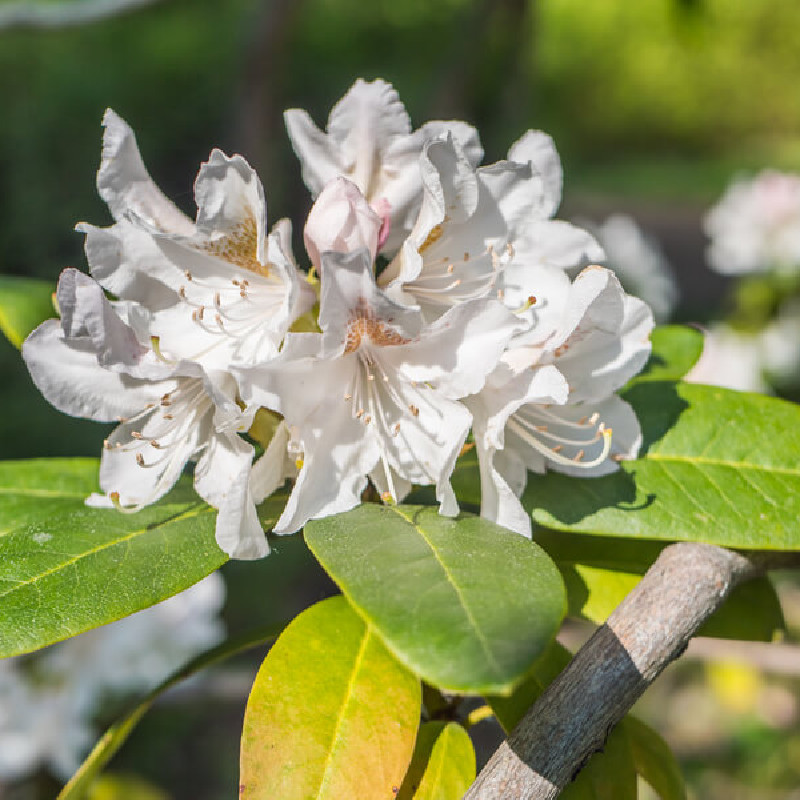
240;596;420;800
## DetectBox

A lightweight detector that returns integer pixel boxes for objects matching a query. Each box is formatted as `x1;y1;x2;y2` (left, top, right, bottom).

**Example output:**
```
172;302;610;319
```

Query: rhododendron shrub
1;80;798;799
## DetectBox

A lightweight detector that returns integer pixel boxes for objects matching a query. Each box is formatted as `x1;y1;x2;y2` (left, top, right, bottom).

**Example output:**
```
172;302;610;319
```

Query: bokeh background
2;1;800;798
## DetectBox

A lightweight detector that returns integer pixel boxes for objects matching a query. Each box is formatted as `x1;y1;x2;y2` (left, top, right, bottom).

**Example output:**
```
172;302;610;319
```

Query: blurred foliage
2;3;800;798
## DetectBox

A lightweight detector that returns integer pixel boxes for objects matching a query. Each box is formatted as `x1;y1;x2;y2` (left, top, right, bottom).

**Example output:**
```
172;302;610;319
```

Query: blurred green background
2;1;800;798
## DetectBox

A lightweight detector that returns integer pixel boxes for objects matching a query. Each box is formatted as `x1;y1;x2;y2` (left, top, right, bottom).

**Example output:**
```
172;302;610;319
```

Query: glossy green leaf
626;325;704;388
58;621;285;800
527;382;800;549
240;595;420;800
397;722;475;800
305;504;566;694
0;458;228;656
0;275;55;348
624;716;686;800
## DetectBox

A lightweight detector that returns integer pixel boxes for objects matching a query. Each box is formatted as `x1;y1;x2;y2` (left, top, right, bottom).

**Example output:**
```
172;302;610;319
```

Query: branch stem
465;543;787;799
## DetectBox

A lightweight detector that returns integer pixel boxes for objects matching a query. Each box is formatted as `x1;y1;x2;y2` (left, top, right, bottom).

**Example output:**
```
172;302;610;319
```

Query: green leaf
304;504;566;694
0;458;228;656
397;722;475;800
526;382;800;549
626;325;704;387
240;595;420;800
58;621;286;800
623;716;686;800
0;275;54;348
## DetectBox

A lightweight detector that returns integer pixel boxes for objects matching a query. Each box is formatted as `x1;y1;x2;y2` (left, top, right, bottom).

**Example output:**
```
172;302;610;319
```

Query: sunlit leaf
558;562;782;641
58;622;285;800
0;458;228;656
239;596;420;800
526;382;800;549
397;722;475;800
0;275;54;349
305;504;566;694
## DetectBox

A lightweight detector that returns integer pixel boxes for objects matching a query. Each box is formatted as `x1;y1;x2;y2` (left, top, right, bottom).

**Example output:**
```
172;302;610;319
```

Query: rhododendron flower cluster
23;79;654;558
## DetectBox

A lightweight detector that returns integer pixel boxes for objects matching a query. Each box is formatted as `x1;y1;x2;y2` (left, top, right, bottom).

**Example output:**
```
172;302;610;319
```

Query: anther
534;425;548;432
150;440;163;449
507;242;515;257
103;439;112;450
344;393;352;401
497;289;505;300
409;404;420;417
178;286;187;299
393;423;401;436
136;453;145;467
578;416;588;426
552;445;563;453
364;414;372;424
214;292;221;307
447;263;455;274
184;270;193;281
161;393;172;406
163;413;174;420
215;313;224;328
574;450;585;462
131;431;143;439
463;252;469;261
356;409;365;419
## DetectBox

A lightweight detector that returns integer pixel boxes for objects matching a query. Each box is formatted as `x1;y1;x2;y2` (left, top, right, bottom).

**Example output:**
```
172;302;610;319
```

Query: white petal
98;379;209;508
508;130;563;218
22;320;165;422
79;220;181;308
386;297;525;398
97;109;194;234
514;219;605;273
249;420;295;504
554;272;654;403
193;150;267;264
195;432;269;560
57;268;146;368
274;390;379;535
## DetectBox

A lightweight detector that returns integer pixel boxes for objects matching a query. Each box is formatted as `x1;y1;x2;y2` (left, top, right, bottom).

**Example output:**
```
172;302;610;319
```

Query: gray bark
466;543;799;799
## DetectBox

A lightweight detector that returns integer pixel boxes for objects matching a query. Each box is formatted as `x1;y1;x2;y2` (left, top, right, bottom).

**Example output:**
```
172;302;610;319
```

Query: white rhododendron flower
380;133;603;321
285;78;483;254
236;181;524;533
23;270;274;559
468;266;653;536
705;169;800;275
582;214;679;323
20;78;655;558
684;324;769;394
0;573;224;781
79;110;314;372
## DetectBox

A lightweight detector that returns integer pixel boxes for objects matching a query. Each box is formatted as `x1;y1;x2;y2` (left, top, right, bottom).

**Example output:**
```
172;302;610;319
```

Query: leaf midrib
388;506;503;678
316;623;372;798
645;451;800;477
0;504;212;599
